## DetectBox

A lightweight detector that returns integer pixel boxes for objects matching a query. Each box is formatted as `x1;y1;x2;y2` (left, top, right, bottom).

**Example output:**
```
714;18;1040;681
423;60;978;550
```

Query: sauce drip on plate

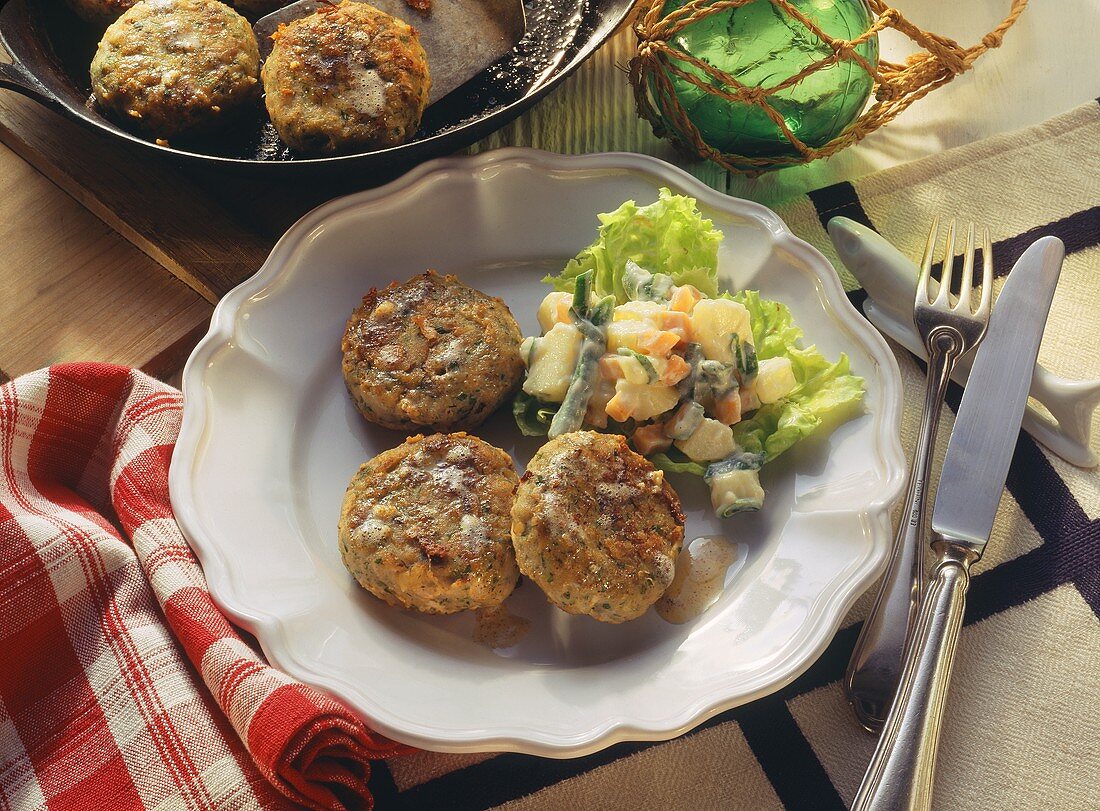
474;603;531;648
656;536;739;624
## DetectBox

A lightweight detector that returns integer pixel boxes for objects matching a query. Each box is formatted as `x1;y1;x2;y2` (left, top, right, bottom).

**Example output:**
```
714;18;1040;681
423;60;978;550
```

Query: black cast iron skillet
0;0;635;176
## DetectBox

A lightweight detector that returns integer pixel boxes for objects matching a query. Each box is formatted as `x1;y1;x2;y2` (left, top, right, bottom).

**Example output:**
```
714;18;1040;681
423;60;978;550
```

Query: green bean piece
548;292;614;437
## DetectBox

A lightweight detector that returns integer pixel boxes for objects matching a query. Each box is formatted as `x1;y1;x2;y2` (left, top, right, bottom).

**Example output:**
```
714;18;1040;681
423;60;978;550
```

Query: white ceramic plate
170;149;905;758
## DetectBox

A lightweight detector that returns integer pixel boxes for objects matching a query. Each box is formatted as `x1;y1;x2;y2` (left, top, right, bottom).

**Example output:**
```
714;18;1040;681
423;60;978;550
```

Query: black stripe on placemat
807;182;875;233
737;699;847;811
930;206;1100;287
366;760;404;809
391;741;657;811
989;206;1100;278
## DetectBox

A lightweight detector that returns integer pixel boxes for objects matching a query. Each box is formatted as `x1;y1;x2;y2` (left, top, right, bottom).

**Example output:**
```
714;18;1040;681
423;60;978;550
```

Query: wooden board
0;140;212;381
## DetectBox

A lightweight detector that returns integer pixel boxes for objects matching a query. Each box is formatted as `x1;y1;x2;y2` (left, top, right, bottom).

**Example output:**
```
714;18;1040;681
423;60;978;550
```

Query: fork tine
916;216;940;306
955;222;976;311
976;228;994;317
932;218;956;307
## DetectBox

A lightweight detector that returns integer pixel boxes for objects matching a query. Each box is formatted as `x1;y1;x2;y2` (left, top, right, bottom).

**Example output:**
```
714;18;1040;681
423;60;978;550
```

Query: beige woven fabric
378;102;1100;811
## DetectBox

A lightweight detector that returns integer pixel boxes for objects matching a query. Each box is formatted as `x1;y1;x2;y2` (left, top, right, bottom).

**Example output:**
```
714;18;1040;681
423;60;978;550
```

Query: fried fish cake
261;1;431;155
90;0;260;139
338;433;521;614
511;432;686;624
342;271;525;432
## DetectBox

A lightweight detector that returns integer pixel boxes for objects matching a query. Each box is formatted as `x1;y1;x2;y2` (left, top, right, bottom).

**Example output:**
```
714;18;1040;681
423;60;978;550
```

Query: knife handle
851;544;974;811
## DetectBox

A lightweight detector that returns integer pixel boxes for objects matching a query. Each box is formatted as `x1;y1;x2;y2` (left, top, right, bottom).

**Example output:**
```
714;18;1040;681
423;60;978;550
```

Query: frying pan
0;0;635;175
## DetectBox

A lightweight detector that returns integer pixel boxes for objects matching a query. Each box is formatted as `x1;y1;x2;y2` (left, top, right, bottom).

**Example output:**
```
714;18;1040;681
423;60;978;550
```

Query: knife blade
852;234;1066;811
931;235;1065;553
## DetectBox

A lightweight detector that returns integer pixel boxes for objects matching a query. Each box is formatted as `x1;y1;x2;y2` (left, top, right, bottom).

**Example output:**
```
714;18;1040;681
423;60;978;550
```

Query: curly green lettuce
726;290;865;463
543;187;722;303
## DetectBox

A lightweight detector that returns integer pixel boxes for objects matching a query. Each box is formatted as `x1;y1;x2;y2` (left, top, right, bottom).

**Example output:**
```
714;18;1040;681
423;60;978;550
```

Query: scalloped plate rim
170;148;906;757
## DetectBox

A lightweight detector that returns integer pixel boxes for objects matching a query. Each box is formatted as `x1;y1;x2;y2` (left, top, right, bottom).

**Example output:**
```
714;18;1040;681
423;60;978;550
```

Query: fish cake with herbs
89;0;260;139
338;433;521;614
261;1;431;155
511;431;686;624
342;271;525;432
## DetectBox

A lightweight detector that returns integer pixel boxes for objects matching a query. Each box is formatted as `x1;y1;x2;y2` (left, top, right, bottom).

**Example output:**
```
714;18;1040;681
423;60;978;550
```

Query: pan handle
0;57;65;110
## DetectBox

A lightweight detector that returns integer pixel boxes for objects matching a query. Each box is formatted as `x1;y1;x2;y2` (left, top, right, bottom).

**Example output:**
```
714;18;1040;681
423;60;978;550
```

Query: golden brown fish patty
89;0;260;139
342;271;525;432
511;432;686;624
261;1;431;155
338;433;521;614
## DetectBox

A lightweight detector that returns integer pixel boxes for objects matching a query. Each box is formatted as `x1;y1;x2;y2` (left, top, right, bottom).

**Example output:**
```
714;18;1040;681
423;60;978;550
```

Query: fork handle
845;332;961;730
851;543;974;811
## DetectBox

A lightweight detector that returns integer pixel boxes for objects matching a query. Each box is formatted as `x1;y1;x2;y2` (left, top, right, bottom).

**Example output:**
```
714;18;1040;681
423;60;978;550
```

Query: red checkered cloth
0;364;410;810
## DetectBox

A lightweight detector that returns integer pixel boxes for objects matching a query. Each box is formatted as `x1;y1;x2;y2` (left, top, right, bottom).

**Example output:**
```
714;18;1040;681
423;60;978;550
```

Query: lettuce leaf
733;349;864;462
513;392;556;437
648;449;707;477
543;188;722;303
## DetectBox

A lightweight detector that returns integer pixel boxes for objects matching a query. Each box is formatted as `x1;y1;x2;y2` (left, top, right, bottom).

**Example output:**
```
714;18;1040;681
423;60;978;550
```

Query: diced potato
715;388;742;425
709;468;765;516
537;292;573;333
669;284;703;313
632;423;673;455
675;417;736;462
755;357;797;404
522;322;581;403
613;300;663;325
618;355;651;385
606;380;679;423
691;298;753;363
606;320;651;353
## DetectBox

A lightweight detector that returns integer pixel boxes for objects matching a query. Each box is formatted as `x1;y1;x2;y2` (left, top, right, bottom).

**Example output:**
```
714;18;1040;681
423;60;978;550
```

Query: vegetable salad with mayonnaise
513;189;865;517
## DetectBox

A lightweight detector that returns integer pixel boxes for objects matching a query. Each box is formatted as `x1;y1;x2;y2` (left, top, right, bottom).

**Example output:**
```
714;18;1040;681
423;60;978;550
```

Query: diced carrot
599;355;625;380
639;330;680;358
605;392;633;423
669;285;703;313
715;389;743;425
585;400;609;428
660;354;691;386
657;310;693;342
632;423;673;455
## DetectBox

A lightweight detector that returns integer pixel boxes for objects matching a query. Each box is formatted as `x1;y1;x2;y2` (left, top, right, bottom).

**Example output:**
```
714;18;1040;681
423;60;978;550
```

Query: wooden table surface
1;0;1096;384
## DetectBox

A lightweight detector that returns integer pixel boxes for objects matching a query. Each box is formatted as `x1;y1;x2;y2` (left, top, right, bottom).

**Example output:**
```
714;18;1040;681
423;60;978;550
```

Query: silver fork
844;218;993;732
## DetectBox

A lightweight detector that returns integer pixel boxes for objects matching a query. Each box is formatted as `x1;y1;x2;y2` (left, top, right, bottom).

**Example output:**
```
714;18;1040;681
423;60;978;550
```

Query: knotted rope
629;0;1029;174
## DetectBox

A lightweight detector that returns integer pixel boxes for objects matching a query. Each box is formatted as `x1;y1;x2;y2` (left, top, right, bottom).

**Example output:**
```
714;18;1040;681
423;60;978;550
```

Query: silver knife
851;235;1065;811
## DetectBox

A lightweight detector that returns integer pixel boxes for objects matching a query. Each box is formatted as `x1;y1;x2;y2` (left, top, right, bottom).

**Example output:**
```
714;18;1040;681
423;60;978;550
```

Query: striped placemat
365;101;1100;810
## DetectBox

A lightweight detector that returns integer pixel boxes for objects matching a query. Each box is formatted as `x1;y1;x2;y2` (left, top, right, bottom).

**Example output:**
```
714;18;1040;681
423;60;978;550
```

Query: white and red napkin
0;363;411;810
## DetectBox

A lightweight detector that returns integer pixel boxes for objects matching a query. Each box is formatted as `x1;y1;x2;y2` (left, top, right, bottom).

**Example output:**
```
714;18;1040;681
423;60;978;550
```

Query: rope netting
629;0;1029;173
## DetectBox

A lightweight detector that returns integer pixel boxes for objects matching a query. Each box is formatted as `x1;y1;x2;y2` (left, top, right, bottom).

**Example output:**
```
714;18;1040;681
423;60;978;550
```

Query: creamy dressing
473;604;531;649
656;536;739;624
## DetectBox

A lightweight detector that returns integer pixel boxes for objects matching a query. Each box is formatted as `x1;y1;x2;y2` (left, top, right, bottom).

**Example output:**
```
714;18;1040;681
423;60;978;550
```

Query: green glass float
656;0;880;164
